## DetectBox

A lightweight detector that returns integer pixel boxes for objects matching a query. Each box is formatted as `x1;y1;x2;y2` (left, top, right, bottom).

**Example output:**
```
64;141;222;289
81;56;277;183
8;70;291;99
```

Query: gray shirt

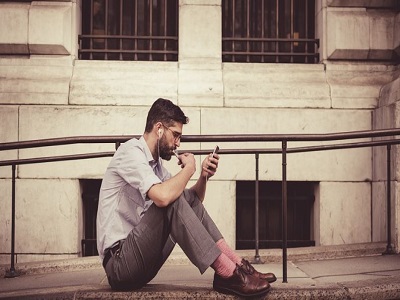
96;136;171;259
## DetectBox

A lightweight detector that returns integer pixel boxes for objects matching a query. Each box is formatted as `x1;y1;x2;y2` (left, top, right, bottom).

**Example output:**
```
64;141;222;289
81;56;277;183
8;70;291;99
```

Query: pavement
0;242;399;299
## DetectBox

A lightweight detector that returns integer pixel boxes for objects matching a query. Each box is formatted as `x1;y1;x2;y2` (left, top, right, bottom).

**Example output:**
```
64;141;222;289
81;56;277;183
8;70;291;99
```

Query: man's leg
104;203;171;290
104;190;221;290
165;189;222;274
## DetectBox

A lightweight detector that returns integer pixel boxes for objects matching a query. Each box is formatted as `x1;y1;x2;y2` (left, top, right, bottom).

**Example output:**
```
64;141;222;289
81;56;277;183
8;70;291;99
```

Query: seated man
96;98;276;297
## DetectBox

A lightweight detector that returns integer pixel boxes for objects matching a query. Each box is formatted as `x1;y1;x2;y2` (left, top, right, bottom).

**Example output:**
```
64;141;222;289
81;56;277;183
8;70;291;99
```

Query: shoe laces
241;259;256;275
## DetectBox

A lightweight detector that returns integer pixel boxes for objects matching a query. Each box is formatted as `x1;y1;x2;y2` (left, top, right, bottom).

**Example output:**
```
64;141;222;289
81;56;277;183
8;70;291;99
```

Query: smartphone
211;145;219;158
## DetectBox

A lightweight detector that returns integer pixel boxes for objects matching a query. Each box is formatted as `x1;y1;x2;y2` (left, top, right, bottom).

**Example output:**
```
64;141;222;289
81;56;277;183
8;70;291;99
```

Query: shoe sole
267;276;277;283
214;285;271;298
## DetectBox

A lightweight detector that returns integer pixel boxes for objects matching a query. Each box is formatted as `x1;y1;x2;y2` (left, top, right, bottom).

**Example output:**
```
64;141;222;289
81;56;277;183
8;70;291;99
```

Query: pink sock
211;253;236;278
217;239;242;265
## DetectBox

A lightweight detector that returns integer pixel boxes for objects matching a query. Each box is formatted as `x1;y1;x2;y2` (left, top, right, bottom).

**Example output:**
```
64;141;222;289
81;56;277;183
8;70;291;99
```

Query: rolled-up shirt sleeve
115;141;161;201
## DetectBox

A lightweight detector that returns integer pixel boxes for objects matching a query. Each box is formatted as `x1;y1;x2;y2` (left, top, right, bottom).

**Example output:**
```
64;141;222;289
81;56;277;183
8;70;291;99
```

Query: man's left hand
201;152;219;179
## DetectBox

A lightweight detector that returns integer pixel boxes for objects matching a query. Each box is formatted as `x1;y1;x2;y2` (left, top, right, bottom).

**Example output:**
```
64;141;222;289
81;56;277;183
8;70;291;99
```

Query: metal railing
1;128;400;282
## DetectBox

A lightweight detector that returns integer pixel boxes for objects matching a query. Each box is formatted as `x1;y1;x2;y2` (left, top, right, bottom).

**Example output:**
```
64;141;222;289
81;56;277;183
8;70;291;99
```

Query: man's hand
148;152;196;207
179;153;196;175
201;152;219;179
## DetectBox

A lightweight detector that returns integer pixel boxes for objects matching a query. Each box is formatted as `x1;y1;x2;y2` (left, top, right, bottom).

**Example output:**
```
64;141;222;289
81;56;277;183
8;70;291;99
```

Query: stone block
378;76;400;108
0;3;29;54
203;180;236;247
394;12;400;57
327;8;398;60
372;181;387;242
327;9;370;60
223;63;331;108
69;61;178;105
327;0;399;8
29;2;72;55
369;11;396;59
0;179;81;255
319;182;371;245
179;4;221;61
0;106;18;178
178;63;223;107
201;107;372;182
327;63;395;109
0;58;72;104
374;180;400;250
17;105;200;179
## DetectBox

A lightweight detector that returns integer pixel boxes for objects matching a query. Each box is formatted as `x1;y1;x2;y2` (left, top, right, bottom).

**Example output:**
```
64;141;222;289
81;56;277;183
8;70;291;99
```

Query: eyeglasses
162;124;182;142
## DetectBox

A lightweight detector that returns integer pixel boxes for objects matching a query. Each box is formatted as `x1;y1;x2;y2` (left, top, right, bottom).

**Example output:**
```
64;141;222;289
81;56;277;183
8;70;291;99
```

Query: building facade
0;0;399;263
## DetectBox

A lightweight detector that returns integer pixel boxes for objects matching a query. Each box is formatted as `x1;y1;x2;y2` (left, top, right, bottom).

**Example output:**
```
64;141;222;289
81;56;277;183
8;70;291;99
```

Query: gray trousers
104;189;223;290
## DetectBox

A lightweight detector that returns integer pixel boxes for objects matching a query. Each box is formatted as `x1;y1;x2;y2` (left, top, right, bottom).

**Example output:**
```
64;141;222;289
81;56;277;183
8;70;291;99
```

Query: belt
102;241;121;269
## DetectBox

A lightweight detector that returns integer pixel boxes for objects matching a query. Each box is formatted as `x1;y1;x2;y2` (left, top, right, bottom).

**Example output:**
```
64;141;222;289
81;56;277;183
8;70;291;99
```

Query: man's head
145;98;189;160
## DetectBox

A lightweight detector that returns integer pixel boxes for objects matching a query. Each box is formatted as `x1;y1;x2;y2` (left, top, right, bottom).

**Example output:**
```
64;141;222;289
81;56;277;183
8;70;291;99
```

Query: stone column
177;0;223;107
373;72;400;253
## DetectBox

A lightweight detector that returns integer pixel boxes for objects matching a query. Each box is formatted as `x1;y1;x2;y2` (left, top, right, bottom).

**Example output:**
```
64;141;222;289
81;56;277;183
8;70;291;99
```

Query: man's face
159;122;182;160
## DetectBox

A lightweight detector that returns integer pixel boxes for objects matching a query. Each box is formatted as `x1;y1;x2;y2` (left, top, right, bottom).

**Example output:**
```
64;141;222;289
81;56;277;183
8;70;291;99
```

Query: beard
158;136;173;160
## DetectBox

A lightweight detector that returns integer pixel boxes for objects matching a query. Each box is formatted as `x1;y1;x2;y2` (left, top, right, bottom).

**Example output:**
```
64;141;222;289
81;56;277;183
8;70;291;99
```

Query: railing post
383;144;395;255
5;164;19;278
254;153;261;263
282;140;288;283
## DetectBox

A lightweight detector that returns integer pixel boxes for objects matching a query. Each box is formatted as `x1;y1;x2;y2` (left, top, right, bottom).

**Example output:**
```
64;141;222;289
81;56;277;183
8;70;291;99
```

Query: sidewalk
0;243;399;299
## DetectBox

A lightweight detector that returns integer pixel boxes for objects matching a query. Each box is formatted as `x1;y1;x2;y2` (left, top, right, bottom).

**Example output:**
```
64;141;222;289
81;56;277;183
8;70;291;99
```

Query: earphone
158;128;163;138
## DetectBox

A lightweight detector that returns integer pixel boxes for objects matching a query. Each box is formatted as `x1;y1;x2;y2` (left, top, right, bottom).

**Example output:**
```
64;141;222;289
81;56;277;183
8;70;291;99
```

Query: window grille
79;0;178;61
222;0;319;63
236;181;316;249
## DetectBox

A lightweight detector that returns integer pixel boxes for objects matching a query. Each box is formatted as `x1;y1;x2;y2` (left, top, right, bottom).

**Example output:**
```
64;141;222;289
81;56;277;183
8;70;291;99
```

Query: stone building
0;0;399;264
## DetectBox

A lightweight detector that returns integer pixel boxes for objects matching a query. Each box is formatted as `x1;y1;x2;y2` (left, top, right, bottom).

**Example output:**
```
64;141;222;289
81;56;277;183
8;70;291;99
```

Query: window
79;0;178;61
81;179;101;257
222;0;318;63
236;181;316;249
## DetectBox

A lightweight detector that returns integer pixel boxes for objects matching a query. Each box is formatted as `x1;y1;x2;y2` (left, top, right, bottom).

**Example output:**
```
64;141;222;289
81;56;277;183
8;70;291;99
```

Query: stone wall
0;0;399;263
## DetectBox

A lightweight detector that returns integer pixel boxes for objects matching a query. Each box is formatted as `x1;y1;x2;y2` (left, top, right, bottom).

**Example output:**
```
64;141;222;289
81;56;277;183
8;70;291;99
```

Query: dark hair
144;98;189;133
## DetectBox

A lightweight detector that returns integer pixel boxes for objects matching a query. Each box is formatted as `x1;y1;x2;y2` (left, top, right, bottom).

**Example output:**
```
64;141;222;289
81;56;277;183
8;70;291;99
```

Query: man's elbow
148;184;177;207
151;191;173;207
153;198;170;208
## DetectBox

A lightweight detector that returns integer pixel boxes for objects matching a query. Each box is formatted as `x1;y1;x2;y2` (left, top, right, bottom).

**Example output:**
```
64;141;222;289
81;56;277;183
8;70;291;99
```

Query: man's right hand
149;152;196;207
179;153;196;175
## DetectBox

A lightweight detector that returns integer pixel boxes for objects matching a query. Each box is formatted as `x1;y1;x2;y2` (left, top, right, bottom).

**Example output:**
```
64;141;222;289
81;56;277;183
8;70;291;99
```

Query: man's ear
156;122;163;138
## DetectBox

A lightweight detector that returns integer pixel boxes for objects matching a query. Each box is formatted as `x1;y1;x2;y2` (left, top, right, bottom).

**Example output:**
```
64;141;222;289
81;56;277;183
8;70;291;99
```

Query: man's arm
148;153;196;207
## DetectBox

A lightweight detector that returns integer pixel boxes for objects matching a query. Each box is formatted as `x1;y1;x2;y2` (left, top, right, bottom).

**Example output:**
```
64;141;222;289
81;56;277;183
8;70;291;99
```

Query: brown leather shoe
213;264;270;297
241;259;277;283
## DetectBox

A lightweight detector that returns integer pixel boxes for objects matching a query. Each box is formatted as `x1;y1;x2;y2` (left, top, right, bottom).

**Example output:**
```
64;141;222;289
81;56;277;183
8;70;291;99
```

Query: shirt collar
139;136;158;165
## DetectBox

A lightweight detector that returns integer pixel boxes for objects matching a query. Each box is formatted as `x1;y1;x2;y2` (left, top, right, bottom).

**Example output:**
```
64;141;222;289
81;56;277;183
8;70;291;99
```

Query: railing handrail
2;128;399;281
1;128;400;152
2;138;400;168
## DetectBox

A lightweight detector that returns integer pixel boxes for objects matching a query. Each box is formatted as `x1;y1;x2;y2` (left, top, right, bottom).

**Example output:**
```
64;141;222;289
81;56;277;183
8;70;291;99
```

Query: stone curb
2;278;400;300
0;242;387;277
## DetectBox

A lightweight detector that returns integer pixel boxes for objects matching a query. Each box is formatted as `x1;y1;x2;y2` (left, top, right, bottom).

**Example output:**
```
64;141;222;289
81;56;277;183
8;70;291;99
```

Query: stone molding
0;2;73;55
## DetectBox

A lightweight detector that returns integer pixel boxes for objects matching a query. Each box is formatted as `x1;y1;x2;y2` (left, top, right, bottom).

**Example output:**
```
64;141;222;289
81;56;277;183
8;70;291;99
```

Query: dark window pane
222;0;318;64
79;0;178;61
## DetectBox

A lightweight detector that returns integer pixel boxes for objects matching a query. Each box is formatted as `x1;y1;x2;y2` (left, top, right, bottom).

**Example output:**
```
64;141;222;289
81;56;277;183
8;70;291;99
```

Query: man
97;98;276;297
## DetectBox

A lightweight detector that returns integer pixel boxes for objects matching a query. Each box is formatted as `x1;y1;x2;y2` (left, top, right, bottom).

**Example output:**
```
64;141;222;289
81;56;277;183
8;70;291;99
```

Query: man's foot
241;259;277;283
213;264;270;297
